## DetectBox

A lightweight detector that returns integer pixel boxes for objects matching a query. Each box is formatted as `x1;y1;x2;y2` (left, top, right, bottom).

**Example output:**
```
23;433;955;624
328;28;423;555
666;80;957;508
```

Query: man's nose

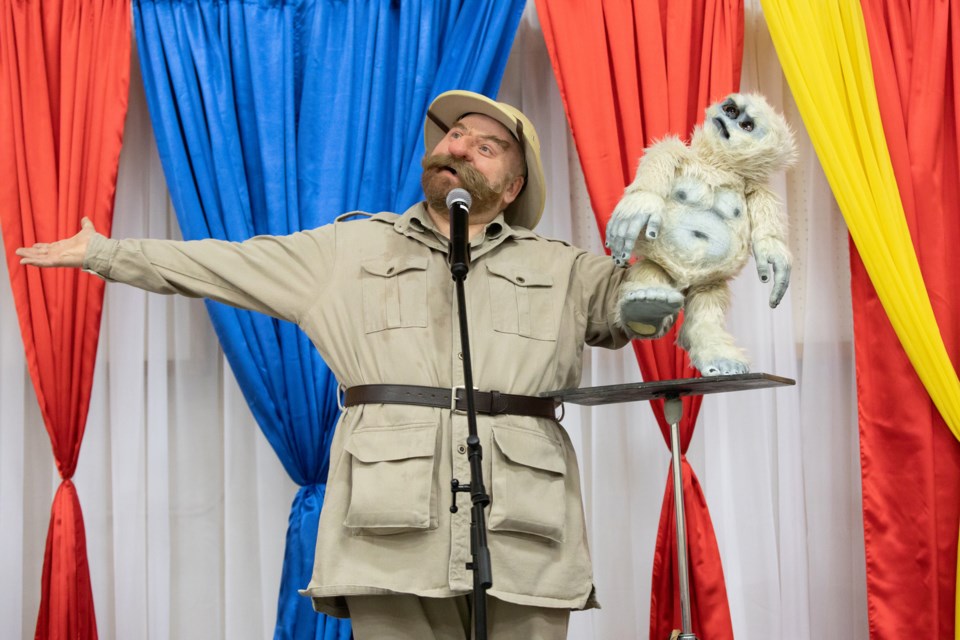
447;136;470;159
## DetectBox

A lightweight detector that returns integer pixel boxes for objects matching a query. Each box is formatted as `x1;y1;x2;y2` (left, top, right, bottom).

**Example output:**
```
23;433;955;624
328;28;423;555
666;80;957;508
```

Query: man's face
421;113;525;219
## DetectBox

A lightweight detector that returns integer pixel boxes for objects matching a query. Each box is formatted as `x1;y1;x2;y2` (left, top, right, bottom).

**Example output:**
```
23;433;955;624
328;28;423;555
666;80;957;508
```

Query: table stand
542;372;796;640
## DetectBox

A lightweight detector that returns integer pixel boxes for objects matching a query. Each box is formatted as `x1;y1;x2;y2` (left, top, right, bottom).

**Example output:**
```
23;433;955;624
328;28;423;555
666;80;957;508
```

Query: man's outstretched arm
16;217;336;325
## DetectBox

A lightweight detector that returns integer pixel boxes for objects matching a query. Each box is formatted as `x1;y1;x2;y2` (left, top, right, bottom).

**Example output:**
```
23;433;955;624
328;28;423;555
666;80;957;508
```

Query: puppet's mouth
713;117;730;139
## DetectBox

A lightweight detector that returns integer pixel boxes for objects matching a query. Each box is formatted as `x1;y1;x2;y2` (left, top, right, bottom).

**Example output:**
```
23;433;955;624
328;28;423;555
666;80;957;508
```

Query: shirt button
457;352;463;360
457;444;467;454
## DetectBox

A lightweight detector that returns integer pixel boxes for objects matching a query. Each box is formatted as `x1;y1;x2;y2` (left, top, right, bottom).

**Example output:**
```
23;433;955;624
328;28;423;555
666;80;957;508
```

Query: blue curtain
132;0;525;637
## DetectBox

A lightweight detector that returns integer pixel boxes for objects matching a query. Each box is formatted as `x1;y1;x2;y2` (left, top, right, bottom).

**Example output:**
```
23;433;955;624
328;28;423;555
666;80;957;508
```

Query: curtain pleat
0;0;130;638
535;1;743;638
132;0;525;637
760;1;960;638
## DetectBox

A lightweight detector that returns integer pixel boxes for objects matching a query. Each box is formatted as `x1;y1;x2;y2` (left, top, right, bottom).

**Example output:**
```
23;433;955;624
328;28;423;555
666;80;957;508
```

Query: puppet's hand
605;192;664;266
753;236;791;307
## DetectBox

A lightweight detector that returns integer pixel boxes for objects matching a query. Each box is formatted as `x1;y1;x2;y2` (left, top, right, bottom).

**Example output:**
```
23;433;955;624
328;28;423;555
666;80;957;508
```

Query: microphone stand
447;196;492;640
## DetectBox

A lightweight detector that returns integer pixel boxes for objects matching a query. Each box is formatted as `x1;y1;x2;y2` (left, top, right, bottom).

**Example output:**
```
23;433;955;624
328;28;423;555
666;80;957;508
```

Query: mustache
421;154;505;196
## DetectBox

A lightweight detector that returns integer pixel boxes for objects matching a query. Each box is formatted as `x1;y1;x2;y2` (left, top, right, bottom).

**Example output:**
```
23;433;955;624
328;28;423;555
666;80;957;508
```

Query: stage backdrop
1;2;867;639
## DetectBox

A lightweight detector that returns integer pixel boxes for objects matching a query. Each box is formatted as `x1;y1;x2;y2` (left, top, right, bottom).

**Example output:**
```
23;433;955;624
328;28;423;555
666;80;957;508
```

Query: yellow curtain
759;1;960;635
759;1;960;434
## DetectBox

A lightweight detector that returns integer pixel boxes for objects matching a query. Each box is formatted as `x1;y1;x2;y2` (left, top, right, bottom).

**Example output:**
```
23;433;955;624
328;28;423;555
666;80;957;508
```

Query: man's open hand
15;217;97;268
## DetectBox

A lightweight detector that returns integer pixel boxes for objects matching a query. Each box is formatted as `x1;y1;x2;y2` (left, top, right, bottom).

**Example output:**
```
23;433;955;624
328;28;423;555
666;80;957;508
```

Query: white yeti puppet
606;93;797;375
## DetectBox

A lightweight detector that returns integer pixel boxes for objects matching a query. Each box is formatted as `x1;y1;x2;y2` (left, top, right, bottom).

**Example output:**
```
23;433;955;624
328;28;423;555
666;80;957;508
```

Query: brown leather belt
343;384;559;420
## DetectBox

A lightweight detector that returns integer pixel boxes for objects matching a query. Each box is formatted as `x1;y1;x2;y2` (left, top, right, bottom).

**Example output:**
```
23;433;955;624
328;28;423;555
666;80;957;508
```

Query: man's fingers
16;240;74;268
17;249;55;266
81;216;94;230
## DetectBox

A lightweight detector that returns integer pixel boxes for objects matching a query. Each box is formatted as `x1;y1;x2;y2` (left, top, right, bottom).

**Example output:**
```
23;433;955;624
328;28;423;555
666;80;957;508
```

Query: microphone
447;188;472;278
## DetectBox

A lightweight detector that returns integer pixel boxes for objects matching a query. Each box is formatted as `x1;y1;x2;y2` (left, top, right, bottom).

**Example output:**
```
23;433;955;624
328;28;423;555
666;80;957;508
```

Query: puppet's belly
658;210;733;266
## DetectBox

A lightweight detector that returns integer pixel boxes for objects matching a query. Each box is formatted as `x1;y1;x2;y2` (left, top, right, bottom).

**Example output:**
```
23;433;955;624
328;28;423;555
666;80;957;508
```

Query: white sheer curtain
0;2;867;638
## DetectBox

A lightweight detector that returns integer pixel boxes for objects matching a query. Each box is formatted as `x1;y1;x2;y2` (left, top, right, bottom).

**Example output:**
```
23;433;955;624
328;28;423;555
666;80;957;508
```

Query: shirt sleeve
571;249;633;349
82;226;337;324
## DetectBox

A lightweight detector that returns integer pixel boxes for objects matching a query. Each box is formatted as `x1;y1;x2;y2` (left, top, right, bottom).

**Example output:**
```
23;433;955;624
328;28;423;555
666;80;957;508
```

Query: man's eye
739;120;754;132
479;145;492;154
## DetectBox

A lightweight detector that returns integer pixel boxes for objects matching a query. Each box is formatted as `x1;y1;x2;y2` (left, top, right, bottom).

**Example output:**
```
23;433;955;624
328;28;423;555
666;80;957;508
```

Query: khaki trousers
346;594;571;640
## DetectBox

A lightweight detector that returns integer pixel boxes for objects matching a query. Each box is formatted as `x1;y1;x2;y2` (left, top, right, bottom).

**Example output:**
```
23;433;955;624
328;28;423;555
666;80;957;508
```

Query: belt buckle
450;386;477;414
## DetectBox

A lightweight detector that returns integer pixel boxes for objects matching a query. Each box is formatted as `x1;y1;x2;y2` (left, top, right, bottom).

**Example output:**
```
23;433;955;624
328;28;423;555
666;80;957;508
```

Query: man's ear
502;175;525;206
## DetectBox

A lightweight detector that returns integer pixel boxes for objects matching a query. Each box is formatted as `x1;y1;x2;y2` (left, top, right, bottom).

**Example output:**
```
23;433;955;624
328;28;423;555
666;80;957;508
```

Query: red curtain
855;3;960;638
0;1;129;638
536;1;743;637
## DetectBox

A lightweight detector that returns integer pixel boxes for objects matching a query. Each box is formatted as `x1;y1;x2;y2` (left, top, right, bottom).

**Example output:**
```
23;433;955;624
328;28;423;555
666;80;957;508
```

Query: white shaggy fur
606;93;797;375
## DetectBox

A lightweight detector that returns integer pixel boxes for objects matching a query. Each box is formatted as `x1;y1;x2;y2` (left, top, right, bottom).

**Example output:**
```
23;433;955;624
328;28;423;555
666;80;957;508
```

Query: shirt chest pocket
361;256;429;333
486;263;558;342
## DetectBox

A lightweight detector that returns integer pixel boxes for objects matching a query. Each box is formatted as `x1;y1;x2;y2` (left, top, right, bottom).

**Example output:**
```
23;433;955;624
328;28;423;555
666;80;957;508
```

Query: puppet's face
697;93;796;178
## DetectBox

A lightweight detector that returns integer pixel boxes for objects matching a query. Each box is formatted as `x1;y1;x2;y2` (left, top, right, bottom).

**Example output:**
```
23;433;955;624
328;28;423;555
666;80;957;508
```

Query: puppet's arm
606;136;688;265
747;183;791;308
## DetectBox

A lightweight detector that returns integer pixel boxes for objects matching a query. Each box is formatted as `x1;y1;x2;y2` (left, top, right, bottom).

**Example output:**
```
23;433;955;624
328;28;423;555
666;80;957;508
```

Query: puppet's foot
695;357;750;376
620;287;684;337
683;325;750;375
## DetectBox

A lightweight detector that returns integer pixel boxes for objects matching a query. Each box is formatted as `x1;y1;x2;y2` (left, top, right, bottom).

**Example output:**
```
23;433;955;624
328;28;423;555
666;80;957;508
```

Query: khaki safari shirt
83;202;631;616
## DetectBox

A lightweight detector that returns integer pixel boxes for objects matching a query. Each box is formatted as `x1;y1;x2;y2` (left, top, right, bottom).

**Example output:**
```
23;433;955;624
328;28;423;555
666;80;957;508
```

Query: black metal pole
449;252;492;640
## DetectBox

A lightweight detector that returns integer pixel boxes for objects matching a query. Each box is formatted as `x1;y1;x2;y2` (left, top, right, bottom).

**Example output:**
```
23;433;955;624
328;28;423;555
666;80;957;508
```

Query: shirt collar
380;202;537;258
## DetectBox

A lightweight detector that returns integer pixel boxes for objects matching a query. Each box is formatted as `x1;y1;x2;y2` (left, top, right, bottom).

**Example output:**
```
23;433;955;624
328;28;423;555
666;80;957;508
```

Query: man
17;90;676;639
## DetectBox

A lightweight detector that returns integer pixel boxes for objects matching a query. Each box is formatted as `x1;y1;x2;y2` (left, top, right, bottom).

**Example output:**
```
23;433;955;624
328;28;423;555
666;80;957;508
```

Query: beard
420;154;509;217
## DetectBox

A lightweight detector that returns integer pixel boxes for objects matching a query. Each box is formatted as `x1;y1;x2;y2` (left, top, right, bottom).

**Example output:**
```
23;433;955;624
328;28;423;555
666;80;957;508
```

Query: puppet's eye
723;104;739;118
740;119;755;132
